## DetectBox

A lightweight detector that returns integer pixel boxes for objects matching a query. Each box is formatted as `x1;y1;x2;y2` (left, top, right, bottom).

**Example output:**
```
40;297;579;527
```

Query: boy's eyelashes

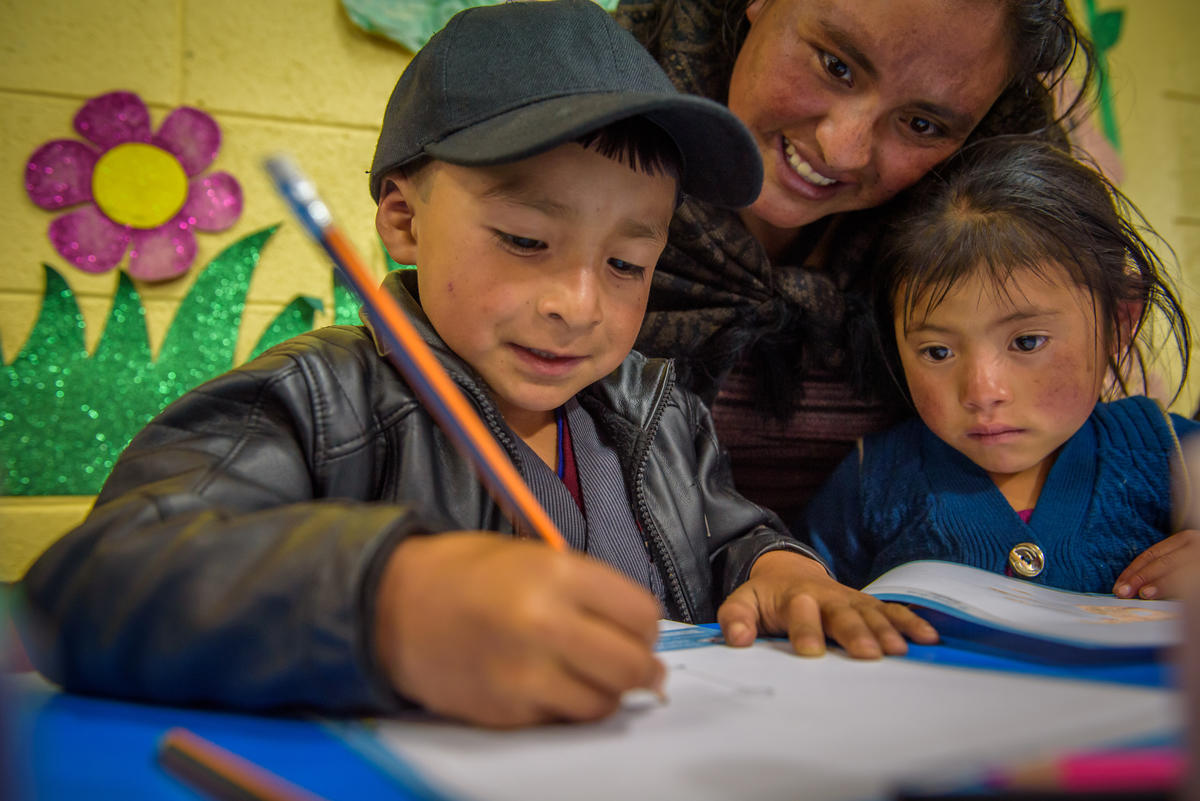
493;230;546;253
607;258;647;279
491;229;649;279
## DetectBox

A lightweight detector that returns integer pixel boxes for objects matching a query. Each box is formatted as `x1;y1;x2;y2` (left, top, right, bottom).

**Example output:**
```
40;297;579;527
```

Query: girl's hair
878;136;1190;402
642;0;1095;142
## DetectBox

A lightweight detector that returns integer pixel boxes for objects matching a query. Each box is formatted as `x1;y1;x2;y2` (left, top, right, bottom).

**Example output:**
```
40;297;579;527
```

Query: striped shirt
512;398;666;601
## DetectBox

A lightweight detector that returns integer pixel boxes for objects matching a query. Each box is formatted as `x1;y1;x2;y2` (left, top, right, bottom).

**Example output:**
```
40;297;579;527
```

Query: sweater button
1008;542;1045;578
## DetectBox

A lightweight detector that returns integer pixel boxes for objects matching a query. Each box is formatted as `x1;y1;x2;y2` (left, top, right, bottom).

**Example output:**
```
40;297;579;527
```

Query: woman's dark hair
642;0;1095;142
878;137;1190;402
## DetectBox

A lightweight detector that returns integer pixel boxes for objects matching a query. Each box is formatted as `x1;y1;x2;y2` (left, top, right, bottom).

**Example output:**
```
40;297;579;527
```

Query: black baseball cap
368;0;762;208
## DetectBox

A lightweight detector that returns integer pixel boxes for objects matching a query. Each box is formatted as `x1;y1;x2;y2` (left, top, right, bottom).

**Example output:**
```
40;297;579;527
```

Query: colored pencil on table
263;155;567;552
158;727;329;801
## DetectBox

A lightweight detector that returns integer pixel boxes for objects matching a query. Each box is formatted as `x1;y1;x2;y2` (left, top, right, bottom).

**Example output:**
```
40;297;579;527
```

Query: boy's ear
375;173;419;266
745;0;768;23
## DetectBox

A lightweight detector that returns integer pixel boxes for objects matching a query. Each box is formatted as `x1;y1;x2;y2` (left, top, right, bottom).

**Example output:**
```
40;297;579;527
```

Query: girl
801;138;1197;598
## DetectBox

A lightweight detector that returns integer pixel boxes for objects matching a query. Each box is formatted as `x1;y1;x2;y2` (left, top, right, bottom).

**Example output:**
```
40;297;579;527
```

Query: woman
615;0;1093;521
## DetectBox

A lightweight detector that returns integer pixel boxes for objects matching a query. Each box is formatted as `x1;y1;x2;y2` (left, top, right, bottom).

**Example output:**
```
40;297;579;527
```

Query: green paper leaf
2;266;93;494
340;0;618;52
250;295;323;360
341;0;500;52
12;265;87;369
333;244;412;326
92;271;152;369
333;278;362;326
2;228;283;496
86;272;161;467
156;225;278;397
1092;10;1124;51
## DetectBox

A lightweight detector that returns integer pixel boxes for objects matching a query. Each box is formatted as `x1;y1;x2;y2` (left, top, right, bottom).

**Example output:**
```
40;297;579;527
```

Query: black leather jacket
18;271;817;714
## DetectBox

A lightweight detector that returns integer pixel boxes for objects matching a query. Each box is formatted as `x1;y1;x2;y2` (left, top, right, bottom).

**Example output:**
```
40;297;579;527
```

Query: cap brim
423;92;763;209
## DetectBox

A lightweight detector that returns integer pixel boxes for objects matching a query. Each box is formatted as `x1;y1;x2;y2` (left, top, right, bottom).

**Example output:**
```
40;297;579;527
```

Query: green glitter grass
0;225;327;496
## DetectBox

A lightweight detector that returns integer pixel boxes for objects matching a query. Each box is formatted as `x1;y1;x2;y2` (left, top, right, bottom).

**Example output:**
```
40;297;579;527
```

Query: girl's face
894;264;1113;506
728;0;1012;251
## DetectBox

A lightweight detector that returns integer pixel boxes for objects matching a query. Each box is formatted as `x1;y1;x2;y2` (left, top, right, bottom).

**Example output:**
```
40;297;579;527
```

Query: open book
863;560;1180;662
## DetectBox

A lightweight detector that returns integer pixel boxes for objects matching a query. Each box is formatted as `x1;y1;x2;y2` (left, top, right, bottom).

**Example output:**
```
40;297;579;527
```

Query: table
5;637;1180;801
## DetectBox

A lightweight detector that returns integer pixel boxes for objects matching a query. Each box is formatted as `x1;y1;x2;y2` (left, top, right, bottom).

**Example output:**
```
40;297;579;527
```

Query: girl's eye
820;51;853;86
608;258;646;279
495;231;545;252
1013;334;1047;353
920;345;952;362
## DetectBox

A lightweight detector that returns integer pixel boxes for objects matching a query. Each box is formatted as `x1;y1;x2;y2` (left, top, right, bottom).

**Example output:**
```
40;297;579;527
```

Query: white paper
360;623;1179;801
863;560;1181;648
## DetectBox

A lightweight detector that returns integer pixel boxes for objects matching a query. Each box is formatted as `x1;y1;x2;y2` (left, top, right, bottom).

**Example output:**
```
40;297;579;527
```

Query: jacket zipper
631;365;693;624
456;379;524;535
456;363;691;621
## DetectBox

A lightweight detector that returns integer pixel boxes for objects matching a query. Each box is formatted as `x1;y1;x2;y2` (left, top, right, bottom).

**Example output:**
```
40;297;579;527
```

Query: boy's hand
716;551;938;659
1113;530;1200;600
373;533;664;728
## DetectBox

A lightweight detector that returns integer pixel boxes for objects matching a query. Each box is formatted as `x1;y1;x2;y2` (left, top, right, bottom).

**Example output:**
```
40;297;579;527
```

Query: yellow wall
1103;1;1200;409
2;0;1199;579
1;0;411;578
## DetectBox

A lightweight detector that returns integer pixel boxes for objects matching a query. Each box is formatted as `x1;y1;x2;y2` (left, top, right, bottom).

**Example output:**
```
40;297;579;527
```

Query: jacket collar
359;269;478;383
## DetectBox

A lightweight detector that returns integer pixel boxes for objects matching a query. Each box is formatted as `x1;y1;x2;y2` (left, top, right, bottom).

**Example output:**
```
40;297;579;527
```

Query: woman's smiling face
728;0;1012;247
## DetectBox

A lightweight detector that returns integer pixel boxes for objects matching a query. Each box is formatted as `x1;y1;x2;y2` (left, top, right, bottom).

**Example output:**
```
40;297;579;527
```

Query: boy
18;0;934;727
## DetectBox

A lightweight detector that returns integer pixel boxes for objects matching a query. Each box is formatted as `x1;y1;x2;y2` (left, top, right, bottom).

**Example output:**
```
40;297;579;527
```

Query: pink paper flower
25;91;243;282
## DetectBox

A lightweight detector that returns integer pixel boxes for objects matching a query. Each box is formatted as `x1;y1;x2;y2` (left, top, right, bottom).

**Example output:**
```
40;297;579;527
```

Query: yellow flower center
92;143;188;229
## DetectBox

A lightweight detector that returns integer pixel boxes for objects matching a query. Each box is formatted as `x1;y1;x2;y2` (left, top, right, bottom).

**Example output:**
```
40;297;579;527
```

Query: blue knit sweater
801;396;1199;592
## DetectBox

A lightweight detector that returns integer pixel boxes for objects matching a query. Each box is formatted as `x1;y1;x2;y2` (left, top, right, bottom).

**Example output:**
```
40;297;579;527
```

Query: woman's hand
1113;530;1200;600
374;533;664;727
717;550;938;658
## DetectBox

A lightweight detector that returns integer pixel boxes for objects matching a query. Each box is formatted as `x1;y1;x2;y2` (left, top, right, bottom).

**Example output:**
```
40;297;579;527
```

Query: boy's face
893;263;1111;502
383;143;676;432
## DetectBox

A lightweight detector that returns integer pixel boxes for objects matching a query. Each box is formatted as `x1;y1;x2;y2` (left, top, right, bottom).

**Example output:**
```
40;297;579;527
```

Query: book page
863;560;1180;648
354;623;1178;801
